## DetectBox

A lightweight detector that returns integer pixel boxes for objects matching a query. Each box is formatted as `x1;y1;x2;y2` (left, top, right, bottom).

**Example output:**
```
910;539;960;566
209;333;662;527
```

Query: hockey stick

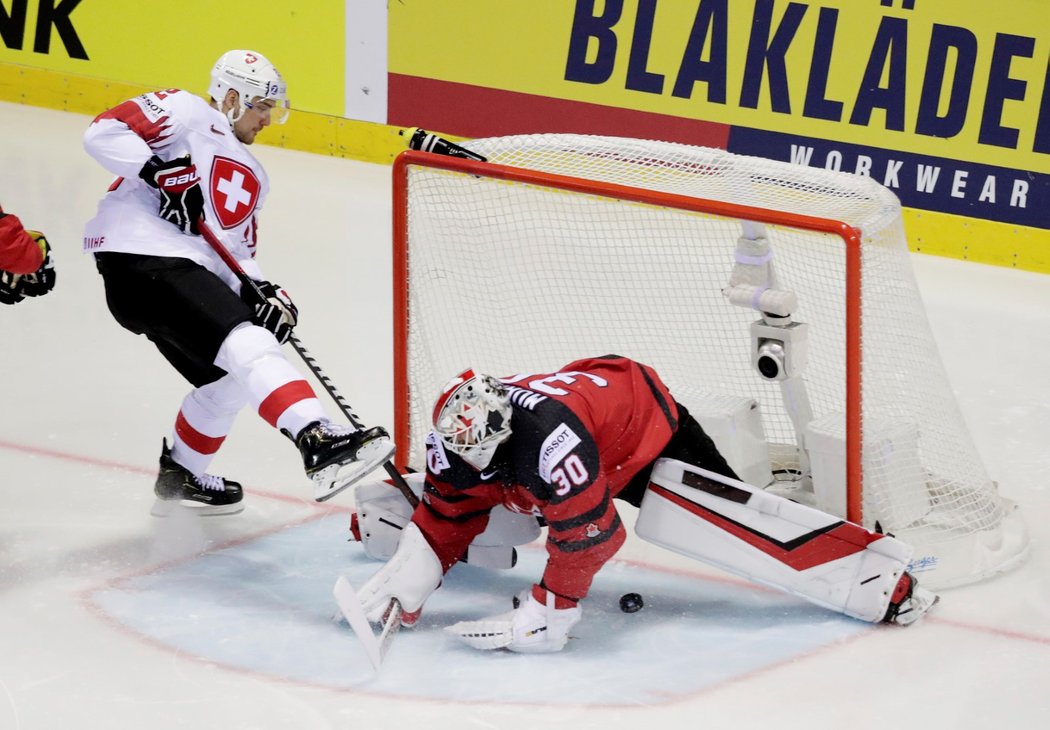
333;575;404;671
400;127;488;162
196;219;418;506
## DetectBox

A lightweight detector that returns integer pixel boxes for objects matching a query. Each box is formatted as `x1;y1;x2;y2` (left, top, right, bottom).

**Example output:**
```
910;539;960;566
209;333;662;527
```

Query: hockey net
392;133;1028;589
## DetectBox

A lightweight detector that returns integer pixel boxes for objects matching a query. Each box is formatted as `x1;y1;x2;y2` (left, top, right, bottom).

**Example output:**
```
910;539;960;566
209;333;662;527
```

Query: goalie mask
433;369;512;470
209;50;290;126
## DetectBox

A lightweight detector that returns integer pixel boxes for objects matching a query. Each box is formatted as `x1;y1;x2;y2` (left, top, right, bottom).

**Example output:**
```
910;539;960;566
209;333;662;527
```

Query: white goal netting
393;133;1028;589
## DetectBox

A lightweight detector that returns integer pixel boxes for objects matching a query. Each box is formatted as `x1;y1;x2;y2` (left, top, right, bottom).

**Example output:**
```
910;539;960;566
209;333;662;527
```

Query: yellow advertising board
2;0;1048;269
0;0;345;116
389;0;1050;270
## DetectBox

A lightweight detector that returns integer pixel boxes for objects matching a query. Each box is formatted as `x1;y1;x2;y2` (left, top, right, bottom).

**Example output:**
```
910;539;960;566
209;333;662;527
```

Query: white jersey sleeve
83;118;155;180
82;89;271;290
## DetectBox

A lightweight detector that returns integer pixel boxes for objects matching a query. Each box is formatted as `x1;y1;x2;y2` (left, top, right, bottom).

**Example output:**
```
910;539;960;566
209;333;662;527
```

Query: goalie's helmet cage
432;369;512;470
209;49;290;125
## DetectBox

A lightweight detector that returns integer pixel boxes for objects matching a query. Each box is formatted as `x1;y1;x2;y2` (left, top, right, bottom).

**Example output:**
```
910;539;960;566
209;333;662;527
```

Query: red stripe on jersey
649;484;880;571
174;411;226;455
542;515;626;600
258;380;316;427
95;99;172;148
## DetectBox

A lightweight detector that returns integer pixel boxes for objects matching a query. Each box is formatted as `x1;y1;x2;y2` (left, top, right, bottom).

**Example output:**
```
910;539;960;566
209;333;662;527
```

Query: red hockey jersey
415;355;680;603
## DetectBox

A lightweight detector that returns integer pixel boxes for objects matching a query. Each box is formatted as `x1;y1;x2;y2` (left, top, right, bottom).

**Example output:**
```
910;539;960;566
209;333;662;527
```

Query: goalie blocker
637;459;938;625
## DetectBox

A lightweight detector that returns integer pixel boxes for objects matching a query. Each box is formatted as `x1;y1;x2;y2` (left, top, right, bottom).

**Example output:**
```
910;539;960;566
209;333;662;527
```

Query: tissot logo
209;157;260;229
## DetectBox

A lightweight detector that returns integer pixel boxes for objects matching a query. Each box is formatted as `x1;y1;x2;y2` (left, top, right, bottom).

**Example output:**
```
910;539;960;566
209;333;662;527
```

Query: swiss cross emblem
210;156;260;229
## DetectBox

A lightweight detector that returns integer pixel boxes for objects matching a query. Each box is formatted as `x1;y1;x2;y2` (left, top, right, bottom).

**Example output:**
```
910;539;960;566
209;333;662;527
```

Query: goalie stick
333;575;403;671
400;127;488;162
196;219;417;506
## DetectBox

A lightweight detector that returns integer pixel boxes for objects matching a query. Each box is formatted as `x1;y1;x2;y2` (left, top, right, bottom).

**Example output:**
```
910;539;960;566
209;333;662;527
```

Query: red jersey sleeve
412;473;497;572
0;213;43;274
538;468;627;602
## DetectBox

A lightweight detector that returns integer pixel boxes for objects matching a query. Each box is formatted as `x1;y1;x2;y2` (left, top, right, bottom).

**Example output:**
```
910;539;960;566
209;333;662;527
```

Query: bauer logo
209;156;260;229
538;423;580;482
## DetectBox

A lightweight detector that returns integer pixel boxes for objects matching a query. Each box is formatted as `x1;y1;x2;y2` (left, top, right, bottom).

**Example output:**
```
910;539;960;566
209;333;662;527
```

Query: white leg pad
635;459;912;623
354;475;424;561
354;473;541;565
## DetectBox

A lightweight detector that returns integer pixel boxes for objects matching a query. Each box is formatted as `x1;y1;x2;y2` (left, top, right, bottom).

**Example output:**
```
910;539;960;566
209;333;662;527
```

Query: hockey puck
619;592;644;613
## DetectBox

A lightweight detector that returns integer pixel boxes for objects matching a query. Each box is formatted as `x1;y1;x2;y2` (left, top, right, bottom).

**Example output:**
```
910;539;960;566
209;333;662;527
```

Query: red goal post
391;134;1028;589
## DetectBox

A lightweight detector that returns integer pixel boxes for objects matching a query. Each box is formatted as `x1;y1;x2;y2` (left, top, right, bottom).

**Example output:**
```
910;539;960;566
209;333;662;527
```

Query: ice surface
1;101;1048;730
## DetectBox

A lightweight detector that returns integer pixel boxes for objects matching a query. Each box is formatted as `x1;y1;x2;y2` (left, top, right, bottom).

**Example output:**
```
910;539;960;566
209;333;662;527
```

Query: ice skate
152;439;244;517
882;572;939;626
293;420;395;502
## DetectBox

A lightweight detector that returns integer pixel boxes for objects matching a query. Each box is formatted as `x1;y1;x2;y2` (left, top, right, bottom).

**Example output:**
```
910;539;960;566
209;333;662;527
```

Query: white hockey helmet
209;50;290;125
432;369;513;470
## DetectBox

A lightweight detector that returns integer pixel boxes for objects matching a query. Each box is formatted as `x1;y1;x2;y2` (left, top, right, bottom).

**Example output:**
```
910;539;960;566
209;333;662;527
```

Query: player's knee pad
635;458;912;623
214;322;284;380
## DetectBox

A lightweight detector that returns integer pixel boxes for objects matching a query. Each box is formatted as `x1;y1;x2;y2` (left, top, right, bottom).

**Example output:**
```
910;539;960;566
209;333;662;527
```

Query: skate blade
150;498;245;518
313;438;396;502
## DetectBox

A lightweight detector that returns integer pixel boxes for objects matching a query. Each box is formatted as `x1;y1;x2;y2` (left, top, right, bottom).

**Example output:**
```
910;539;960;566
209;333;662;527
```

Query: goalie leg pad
352;474;541;565
352;475;424;560
635;458;914;623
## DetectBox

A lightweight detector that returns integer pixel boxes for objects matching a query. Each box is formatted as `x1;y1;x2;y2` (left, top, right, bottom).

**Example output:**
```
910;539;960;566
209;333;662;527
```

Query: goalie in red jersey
352;355;938;654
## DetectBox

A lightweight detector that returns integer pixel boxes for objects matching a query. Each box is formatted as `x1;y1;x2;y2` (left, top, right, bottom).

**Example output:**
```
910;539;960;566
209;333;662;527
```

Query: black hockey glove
0;269;24;304
0;229;54;304
243;280;298;344
19;231;56;298
139;155;205;235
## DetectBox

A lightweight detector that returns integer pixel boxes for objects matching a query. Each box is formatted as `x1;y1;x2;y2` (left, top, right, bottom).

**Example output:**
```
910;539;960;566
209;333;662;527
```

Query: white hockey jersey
83;88;269;288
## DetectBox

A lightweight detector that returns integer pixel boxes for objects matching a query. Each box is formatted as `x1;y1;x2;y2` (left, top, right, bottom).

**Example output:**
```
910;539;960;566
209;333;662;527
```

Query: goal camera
751;319;808;381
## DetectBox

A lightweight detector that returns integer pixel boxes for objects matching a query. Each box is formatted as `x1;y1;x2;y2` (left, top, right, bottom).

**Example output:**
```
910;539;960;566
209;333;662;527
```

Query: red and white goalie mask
432;369;512;470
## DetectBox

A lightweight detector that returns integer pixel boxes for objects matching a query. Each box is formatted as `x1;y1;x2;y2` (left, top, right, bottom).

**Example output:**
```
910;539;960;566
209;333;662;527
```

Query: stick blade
333;575;384;671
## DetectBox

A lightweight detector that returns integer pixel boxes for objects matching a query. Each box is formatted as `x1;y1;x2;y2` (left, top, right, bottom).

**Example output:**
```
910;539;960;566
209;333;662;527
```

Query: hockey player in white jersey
83;50;393;515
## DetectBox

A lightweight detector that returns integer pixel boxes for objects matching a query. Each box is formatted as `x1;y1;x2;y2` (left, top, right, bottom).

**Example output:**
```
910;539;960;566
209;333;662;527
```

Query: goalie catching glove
242;280;298;344
139;155;205;235
446;586;582;654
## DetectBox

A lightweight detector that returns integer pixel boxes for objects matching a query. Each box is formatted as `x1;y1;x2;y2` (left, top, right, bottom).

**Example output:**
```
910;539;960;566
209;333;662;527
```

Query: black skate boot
152;439;244;517
291;420;395;502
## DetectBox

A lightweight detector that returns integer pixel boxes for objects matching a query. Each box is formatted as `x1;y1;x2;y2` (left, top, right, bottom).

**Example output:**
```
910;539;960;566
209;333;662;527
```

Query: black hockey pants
95;252;253;388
